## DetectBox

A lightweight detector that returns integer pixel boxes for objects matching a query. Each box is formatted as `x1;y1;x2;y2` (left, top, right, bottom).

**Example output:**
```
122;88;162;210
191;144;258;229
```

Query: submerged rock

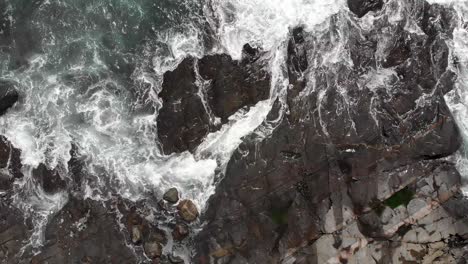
163;188;179;204
177;200;199;222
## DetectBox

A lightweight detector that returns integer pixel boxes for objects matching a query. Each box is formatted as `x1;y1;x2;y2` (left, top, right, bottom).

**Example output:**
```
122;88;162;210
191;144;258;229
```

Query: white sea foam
209;0;345;60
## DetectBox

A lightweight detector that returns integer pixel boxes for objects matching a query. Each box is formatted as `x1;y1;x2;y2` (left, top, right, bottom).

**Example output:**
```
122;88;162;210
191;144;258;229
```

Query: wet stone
163;188;179;204
131;225;142;244
172;223;189;241
177;200;199;222
144;241;163;259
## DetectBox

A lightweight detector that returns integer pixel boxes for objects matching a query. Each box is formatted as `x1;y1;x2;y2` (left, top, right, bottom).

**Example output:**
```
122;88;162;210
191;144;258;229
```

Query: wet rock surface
194;1;468;263
163;188;179;204
177;199;199;223
157;45;270;154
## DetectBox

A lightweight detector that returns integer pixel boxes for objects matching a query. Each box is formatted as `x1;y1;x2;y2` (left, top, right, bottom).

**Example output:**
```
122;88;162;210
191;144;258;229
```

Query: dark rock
33;197;137;263
197;51;270;122
0;200;29;261
131;225;142;244
144;241;163;259
163;188;179;204
32;163;67;194
172;223;189;241
157;45;270;154
0;80;19;116
177;200;199;222
157;57;210;154
347;0;383;18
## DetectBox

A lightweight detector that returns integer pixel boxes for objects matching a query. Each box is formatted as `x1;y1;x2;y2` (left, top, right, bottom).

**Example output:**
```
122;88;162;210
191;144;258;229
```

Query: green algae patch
384;187;414;209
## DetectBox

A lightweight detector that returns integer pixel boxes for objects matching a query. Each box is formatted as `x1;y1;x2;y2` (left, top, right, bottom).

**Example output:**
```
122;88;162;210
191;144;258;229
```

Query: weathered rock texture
157;45;270;154
194;0;468;263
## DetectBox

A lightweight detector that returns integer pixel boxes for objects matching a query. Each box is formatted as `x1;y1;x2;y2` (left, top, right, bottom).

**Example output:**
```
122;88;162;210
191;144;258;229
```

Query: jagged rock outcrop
157;44;270;154
194;1;467;263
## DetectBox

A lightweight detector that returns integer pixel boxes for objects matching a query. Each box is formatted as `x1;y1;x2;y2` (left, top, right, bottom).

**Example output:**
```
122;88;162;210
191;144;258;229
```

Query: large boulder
194;1;463;263
157;45;270;154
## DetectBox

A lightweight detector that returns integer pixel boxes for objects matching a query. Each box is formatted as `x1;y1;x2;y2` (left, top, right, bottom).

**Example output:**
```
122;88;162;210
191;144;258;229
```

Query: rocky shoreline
0;0;467;263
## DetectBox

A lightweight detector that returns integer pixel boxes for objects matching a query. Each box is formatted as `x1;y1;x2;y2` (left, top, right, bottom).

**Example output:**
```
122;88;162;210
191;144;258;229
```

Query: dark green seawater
1;0;207;74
